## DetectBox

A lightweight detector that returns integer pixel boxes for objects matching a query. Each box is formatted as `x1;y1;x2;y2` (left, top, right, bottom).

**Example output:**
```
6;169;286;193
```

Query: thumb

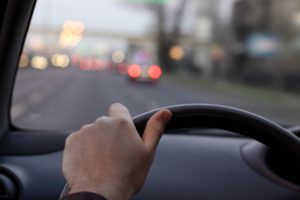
142;109;172;152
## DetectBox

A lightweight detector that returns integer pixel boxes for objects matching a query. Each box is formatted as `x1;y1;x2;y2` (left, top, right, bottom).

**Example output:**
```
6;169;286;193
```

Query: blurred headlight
31;56;48;70
51;54;70;68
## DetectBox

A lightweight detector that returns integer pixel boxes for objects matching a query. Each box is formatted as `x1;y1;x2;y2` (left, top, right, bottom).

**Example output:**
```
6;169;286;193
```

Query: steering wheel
60;104;300;198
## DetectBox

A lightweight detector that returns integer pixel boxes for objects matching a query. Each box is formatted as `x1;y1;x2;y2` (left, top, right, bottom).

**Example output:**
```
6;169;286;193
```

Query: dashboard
0;133;299;200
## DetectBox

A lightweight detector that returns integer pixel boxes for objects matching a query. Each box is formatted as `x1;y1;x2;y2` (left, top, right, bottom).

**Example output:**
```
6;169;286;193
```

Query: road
12;67;300;131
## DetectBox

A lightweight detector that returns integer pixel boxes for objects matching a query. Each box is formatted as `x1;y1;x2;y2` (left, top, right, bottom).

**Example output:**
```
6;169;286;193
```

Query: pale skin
62;103;172;200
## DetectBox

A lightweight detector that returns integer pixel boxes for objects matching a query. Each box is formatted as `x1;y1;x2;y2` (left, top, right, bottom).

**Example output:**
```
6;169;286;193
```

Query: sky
32;0;155;35
31;0;236;35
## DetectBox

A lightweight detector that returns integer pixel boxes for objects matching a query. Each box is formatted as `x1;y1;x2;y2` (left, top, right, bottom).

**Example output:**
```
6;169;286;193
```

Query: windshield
12;0;300;131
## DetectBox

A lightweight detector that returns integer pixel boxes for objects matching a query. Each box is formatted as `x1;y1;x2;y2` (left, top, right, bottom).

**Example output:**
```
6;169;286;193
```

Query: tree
126;0;188;72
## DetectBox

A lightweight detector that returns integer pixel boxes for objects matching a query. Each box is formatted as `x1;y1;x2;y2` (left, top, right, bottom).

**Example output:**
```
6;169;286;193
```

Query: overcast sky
31;0;236;35
32;0;154;35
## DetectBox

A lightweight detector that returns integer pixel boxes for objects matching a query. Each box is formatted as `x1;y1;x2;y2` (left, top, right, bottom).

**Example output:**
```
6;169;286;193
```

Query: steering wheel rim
60;104;300;199
134;104;300;157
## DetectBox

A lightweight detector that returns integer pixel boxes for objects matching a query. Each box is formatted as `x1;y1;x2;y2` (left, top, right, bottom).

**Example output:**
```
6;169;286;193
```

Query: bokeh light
112;50;125;63
169;45;184;61
19;54;29;68
60;20;84;48
51;54;70;68
31;56;48;70
148;65;162;79
128;64;142;78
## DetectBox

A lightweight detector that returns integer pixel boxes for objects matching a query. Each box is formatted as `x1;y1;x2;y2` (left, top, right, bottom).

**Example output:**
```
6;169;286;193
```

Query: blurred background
12;0;300;131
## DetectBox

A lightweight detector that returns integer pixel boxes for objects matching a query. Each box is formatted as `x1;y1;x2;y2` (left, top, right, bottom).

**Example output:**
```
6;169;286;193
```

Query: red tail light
128;64;142;78
148;65;162;80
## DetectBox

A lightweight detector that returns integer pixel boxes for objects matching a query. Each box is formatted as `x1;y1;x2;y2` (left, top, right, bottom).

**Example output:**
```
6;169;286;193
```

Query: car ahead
127;63;162;83
0;1;300;200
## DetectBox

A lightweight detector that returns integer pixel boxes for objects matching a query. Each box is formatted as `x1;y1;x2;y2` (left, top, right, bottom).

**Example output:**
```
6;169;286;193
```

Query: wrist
69;181;133;200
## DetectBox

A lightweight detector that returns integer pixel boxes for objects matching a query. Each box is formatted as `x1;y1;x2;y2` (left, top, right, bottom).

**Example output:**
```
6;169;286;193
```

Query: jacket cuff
61;192;107;200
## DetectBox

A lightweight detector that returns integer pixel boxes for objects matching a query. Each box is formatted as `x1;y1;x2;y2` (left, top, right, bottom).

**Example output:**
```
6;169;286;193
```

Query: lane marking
11;85;56;120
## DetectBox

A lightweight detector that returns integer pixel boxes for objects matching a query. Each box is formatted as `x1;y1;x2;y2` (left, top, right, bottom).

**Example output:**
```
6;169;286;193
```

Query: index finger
108;103;133;122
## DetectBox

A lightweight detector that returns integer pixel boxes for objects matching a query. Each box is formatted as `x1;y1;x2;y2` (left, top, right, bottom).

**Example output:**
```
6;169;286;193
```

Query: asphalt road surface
12;67;300;131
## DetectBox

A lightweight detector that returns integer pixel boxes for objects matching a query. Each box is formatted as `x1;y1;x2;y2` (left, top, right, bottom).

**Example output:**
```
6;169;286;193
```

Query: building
230;0;300;88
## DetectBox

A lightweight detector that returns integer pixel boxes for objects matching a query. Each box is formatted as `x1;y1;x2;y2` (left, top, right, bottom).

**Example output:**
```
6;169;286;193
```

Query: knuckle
95;117;103;124
110;102;122;109
108;103;117;112
114;117;130;127
95;116;109;124
80;124;92;131
65;133;77;147
94;117;111;130
79;125;98;137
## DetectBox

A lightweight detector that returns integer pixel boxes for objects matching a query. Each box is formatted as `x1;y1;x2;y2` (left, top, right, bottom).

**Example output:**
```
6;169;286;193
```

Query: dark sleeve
61;192;107;200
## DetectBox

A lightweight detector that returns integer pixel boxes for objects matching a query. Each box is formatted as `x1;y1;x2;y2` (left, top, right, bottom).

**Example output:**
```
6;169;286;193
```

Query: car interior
0;0;300;199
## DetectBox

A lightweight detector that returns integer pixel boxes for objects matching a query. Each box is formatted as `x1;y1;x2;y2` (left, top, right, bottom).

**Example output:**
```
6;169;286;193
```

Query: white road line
11;85;56;120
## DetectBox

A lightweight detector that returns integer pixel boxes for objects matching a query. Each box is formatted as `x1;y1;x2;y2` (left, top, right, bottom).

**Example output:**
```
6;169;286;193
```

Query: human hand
62;103;172;200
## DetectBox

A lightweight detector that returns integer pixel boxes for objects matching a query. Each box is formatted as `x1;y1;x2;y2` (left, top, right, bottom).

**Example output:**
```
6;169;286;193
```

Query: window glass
13;0;300;131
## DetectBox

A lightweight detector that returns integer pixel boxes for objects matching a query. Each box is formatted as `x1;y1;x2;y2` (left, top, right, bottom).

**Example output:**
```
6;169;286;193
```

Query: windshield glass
12;0;300;131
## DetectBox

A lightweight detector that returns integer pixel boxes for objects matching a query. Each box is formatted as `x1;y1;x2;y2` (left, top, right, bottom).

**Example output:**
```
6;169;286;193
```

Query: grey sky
32;0;154;35
31;0;236;35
